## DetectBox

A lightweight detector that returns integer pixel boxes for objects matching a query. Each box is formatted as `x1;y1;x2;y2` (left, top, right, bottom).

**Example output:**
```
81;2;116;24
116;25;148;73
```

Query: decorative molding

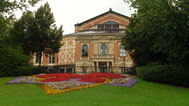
59;37;76;65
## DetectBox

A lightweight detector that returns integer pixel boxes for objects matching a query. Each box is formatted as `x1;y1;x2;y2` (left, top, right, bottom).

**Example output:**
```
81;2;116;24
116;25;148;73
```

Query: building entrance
99;62;107;73
66;68;72;73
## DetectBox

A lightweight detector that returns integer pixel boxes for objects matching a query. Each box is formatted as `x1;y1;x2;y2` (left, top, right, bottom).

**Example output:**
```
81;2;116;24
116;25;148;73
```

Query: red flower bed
79;77;105;83
36;73;126;83
78;73;125;83
87;73;126;79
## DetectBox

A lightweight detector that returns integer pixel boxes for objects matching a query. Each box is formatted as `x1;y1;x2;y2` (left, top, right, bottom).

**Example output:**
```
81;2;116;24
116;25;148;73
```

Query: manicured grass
0;77;188;106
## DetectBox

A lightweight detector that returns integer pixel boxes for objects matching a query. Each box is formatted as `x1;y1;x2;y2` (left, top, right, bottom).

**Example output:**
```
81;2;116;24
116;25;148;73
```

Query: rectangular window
120;45;127;57
97;24;104;30
35;53;41;63
82;68;87;74
49;54;55;64
105;24;111;30
113;24;119;31
120;49;126;57
113;24;119;29
60;69;65;73
66;68;72;73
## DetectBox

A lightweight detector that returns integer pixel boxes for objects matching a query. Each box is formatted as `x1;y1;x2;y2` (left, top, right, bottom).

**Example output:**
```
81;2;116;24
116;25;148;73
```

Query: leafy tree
122;0;189;86
10;11;37;54
11;3;63;69
0;16;9;43
0;0;41;77
0;0;41;16
122;0;189;67
0;0;42;44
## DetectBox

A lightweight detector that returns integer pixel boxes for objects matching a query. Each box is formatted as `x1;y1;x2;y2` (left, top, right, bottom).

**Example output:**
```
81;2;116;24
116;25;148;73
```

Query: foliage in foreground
136;63;189;87
11;3;63;69
0;0;41;15
0;0;42;77
122;0;189;86
0;45;35;77
123;0;189;66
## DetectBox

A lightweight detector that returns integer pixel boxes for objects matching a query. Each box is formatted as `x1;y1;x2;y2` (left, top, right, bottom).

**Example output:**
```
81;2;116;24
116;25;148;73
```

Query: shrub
127;66;137;75
0;45;35;77
136;63;189;87
38;66;49;73
17;66;38;76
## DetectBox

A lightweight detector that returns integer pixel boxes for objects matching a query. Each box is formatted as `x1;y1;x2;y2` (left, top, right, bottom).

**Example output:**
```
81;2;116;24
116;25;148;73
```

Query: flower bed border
7;73;137;95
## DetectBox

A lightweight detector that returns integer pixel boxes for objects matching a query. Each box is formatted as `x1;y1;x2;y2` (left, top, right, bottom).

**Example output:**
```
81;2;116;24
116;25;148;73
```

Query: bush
127;66;137;75
0;45;36;77
17;66;38;76
38;66;48;73
136;63;189;87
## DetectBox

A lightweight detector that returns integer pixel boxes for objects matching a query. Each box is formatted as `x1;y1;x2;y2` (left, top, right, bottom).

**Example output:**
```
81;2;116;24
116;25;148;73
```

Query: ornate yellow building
32;9;134;74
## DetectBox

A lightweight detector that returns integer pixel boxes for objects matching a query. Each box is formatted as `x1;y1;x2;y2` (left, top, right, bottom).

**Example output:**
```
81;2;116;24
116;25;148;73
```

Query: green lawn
0;77;188;106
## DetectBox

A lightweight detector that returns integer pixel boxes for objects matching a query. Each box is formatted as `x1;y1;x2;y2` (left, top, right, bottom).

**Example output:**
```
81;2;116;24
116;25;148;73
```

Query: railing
92;54;114;58
34;66;136;75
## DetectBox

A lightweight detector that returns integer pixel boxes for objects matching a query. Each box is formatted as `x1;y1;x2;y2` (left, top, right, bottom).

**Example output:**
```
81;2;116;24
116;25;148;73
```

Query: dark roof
75;8;130;26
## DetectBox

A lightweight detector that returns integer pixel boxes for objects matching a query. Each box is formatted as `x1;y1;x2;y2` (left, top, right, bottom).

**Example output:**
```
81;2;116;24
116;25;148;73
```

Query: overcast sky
16;0;134;35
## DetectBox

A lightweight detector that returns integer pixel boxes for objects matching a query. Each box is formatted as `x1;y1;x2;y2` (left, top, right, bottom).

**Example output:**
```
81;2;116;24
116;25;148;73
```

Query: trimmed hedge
136;63;189;87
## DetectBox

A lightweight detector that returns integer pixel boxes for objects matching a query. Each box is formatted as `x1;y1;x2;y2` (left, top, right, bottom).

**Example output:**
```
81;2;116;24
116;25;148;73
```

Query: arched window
120;45;126;57
101;44;107;55
82;44;88;57
97;21;119;30
104;21;119;30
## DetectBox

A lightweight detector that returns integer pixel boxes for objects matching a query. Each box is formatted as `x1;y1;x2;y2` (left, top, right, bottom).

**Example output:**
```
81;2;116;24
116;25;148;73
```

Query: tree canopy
11;2;63;68
0;0;41;44
0;0;41;16
122;0;189;67
122;0;189;87
0;0;42;77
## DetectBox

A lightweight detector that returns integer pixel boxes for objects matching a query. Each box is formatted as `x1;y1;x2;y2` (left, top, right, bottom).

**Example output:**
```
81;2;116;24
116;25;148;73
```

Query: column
112;62;114;73
110;62;112;72
107;62;109;73
97;62;99;72
64;68;66;73
92;62;94;73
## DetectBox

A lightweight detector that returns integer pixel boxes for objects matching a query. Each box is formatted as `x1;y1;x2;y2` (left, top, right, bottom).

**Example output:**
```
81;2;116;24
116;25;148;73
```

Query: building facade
32;9;134;74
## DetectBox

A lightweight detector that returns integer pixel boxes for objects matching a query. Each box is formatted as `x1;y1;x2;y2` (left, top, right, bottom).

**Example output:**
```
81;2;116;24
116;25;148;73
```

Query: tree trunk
38;50;43;72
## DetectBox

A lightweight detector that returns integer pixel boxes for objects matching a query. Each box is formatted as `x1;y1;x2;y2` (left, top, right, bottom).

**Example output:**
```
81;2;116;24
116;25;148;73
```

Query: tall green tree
11;2;63;69
0;0;42;77
122;0;189;67
10;11;37;53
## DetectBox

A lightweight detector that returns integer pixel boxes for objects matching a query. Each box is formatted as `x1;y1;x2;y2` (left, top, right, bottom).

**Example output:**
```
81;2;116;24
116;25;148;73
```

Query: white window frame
120;45;127;57
48;54;55;65
33;53;43;66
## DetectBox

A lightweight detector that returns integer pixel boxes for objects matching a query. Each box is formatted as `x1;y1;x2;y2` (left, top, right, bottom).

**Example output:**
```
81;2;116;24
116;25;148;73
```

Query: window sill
48;64;55;66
